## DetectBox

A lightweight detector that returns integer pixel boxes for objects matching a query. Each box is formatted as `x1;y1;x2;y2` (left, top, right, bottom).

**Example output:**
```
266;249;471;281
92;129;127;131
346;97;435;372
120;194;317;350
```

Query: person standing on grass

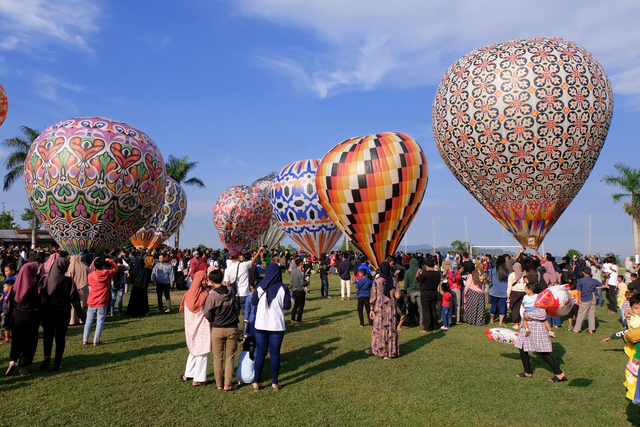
224;247;264;317
513;299;567;382
356;268;373;327
489;256;509;327
180;271;211;387
290;258;306;324
109;258;128;317
6;259;43;377
83;257;118;346
417;259;440;332
572;267;605;334
41;257;85;372
366;261;399;358
251;263;291;391
319;253;330;298
67;255;90;326
404;258;421;327
151;254;175;314
204;269;238;391
339;255;352;301
603;256;619;314
126;252;152;318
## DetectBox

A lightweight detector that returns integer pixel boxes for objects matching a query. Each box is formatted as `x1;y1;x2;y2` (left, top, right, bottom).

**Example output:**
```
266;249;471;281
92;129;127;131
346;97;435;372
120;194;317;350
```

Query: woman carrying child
514;281;567;382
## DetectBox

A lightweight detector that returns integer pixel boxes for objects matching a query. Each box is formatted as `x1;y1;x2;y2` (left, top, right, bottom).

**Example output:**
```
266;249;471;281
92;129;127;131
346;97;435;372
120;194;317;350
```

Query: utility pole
464;218;469;253
588;214;592;256
432;219;436;255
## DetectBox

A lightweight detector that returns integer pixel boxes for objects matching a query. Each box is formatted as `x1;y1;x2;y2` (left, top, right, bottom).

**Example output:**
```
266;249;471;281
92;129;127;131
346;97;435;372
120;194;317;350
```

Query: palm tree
165;155;205;248
2;126;40;247
602;163;640;256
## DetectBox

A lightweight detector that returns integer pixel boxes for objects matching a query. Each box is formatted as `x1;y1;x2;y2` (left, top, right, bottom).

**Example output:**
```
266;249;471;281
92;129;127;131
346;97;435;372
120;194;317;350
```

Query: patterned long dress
513;308;552;353
184;297;212;357
370;276;399;358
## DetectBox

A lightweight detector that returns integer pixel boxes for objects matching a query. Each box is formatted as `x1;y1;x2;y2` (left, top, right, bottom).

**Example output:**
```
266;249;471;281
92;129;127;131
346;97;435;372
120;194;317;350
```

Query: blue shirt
489;269;508;298
576;276;601;302
356;277;373;299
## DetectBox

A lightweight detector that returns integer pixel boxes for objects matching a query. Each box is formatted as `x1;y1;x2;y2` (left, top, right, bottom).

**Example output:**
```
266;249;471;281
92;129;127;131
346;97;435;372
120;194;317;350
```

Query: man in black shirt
417;259;441;332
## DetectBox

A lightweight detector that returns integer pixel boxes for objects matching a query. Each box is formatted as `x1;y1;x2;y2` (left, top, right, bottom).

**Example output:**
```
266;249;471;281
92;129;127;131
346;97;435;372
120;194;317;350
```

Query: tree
565;248;581;259
0;211;19;229
450;239;468;254
165;155;205;248
340;237;362;256
2;126;41;247
602;163;640;256
21;208;41;229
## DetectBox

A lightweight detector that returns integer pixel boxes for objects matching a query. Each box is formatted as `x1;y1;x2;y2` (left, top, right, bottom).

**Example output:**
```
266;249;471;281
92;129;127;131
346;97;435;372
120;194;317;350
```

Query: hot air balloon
315;133;428;268
272;159;342;258
212;185;272;252
0;84;8;128
432;37;614;249
129;177;188;249
250;174;287;250
24;117;166;255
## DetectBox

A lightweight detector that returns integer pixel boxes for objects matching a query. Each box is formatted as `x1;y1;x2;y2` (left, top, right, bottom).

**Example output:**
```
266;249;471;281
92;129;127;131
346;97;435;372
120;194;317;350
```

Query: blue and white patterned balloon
271;159;341;257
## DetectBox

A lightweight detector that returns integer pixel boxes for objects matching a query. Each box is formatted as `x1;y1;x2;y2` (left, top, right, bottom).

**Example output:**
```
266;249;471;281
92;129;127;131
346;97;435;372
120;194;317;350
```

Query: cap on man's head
193;251;200;256
229;250;239;259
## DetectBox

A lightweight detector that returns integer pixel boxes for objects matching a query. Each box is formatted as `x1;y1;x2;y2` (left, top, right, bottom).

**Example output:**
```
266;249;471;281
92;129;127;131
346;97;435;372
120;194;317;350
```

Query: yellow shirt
629;315;640;329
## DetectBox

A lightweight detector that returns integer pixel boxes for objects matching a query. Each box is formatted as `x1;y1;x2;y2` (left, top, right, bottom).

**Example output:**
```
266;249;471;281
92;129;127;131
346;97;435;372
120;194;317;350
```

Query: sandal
549;375;567;383
364;349;372;355
252;383;260;392
223;385;238;392
192;381;207;387
516;372;532;378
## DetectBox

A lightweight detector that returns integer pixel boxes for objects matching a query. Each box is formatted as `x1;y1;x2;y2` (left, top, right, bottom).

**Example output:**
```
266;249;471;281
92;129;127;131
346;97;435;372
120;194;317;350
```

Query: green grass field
1;274;638;427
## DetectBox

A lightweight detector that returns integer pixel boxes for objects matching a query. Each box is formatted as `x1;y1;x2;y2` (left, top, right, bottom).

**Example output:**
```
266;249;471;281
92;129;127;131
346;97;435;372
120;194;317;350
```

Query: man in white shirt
602;256;619;314
224;247;264;316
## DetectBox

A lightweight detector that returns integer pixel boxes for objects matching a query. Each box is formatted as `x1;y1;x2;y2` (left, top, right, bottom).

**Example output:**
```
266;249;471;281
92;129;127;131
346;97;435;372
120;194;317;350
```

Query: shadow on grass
499;342;567;375
285;311;353;335
400;331;445;356
568;378;593;387
627;402;640;425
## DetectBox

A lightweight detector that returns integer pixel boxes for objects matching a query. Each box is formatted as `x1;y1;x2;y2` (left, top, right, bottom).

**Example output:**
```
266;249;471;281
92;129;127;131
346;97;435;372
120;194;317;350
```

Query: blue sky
0;0;639;258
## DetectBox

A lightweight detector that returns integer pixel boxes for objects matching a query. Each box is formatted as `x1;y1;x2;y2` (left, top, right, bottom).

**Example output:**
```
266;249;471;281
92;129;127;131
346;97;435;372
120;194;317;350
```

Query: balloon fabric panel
129;177;188;249
432;37;614;249
0;84;7;128
23;117;166;255
316;132;428;268
271;159;342;258
251;173;287;250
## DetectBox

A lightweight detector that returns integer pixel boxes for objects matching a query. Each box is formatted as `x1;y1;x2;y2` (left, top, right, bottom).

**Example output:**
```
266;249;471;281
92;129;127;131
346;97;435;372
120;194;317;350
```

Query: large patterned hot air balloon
432;37;614;249
316;133;428;268
272;159;341;258
251;174;287;250
0;84;8;128
212;185;272;251
24;117;166;255
129;177;188;249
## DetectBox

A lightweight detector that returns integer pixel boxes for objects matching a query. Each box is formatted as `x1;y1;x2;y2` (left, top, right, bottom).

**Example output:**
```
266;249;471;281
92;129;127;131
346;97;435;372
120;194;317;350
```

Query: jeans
253;329;285;385
408;291;422;326
238;296;247;317
595;288;603;306
110;286;124;315
291;290;306;322
357;296;372;326
320;275;329;297
83;306;106;343
441;306;450;328
490;296;507;317
546;315;562;327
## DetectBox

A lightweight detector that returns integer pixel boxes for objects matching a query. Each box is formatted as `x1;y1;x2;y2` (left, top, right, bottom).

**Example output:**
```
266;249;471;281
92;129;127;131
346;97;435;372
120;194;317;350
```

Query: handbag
230;262;240;289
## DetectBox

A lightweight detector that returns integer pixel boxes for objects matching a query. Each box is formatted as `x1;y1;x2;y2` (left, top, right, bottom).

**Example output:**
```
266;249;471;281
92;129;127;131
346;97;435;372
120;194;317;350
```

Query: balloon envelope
0;84;7;128
535;284;573;317
129;177;188;249
24;117;166;255
272;159;341;258
251;173;287;250
316;133;428;268
212;185;272;251
432;37;614;249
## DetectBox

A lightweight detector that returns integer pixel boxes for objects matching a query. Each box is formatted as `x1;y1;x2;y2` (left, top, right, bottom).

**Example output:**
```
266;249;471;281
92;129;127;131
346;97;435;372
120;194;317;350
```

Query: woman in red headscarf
179;271;211;387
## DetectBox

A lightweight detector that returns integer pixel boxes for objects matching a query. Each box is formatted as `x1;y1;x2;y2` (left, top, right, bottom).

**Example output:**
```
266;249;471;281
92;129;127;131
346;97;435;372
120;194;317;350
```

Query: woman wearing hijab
366;261;400;358
463;263;487;326
507;257;527;330
126;252;152;318
68;255;90;325
41;257;85;371
180;271;211;387
250;263;291;391
489;256;509;326
6;262;42;376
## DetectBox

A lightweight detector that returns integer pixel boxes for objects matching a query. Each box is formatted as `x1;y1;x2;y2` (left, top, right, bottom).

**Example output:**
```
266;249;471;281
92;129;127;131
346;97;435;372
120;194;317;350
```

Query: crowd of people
0;244;638;395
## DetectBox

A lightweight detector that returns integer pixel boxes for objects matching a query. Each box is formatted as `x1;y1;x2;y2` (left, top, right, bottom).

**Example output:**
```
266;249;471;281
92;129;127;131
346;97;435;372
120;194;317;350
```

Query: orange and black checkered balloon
316;132;428;268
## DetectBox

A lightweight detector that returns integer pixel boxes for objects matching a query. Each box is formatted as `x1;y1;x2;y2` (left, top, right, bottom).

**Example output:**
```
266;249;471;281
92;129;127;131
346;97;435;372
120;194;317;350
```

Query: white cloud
34;73;83;101
236;0;640;98
0;0;100;53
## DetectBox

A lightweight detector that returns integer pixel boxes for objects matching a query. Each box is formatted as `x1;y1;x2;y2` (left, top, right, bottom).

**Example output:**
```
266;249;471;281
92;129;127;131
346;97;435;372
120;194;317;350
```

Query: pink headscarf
513;261;523;282
43;252;60;275
542;260;561;286
13;263;40;304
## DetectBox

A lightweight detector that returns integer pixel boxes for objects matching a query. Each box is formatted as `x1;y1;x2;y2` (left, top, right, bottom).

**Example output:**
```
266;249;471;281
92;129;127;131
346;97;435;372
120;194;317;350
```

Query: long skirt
126;285;149;318
463;289;486;326
70;287;89;325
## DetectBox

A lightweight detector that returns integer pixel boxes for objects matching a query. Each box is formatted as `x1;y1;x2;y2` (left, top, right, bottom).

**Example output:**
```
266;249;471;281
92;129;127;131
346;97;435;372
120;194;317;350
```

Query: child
602;293;640;375
83;257;118;346
1;275;16;344
243;284;256;338
236;336;256;385
567;282;580;330
521;282;555;338
441;283;451;330
355;268;373;327
620;290;634;328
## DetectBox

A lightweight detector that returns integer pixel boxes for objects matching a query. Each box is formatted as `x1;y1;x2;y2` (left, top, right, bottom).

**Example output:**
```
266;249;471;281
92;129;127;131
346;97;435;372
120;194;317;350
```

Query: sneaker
165;309;171;314
627;361;639;376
